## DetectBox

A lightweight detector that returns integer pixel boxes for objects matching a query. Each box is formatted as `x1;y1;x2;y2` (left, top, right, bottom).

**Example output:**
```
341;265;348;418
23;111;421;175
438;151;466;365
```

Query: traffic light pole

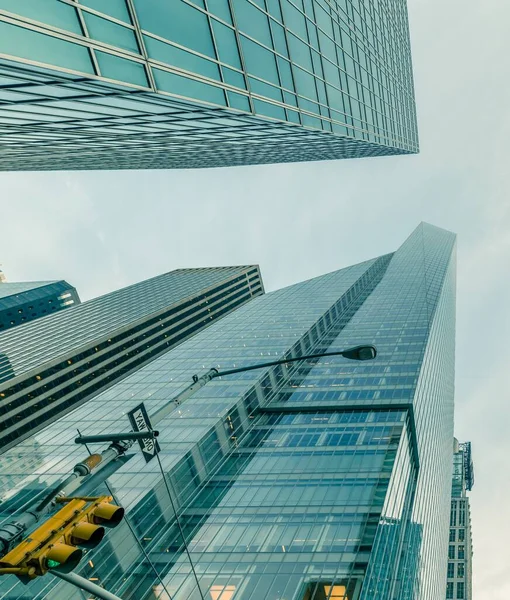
53;571;123;600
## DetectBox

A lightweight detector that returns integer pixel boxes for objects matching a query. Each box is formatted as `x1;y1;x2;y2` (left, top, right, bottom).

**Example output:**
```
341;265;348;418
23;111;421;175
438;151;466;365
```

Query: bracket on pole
74;431;159;445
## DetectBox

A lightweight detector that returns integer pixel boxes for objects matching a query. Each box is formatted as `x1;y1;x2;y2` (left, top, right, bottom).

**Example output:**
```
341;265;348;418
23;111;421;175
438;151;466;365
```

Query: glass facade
0;280;80;332
0;223;455;600
0;0;418;171
0;266;263;452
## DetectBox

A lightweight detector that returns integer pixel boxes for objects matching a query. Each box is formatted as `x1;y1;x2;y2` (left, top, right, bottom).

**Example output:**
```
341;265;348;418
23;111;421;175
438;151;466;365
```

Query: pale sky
1;0;509;597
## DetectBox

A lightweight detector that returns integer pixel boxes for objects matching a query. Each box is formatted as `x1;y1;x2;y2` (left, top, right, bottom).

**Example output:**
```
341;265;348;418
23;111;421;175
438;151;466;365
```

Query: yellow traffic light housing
0;495;124;582
91;502;124;527
45;543;82;574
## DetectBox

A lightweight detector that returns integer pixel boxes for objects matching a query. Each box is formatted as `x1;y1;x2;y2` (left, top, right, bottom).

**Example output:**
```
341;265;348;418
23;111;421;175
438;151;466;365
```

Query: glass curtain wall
0;224;456;600
0;0;418;170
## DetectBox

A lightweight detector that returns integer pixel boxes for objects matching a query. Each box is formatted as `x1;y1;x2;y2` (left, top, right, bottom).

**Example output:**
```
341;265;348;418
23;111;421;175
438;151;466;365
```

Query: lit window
210;585;236;600
324;585;348;600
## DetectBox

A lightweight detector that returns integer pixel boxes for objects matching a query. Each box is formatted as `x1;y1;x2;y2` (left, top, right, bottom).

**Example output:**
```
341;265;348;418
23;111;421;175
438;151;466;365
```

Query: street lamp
212;344;377;378
73;343;378;446
150;344;377;423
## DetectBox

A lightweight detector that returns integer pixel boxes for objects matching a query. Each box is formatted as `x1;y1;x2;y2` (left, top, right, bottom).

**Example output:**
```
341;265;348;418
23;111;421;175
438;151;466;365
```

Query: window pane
211;20;242;69
207;0;233;24
96;51;148;86
134;0;216;57
144;36;220;80
0;0;83;33
240;36;279;84
80;0;131;23
84;13;139;52
153;68;226;106
227;91;250;111
0;21;94;73
234;0;272;47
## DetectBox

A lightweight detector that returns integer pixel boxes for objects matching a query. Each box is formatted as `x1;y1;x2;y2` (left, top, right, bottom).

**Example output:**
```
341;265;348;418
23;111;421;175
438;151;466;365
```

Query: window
447;562;455;578
446;582;454;599
0;21;94;74
450;502;457;526
458;528;465;542
210;584;236;600
457;581;465;599
457;563;465;578
458;545;465;560
449;529;455;542
448;545;455;559
459;502;466;526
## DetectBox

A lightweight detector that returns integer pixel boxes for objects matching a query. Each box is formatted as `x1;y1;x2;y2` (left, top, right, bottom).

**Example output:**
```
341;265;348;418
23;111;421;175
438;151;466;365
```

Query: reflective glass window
96;51;147;86
0;0;83;33
80;0;131;23
0;21;94;73
134;0;216;57
83;13;139;52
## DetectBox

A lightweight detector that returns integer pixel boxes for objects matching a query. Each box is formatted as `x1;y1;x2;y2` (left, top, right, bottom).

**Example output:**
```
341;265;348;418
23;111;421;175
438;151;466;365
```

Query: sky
0;0;509;597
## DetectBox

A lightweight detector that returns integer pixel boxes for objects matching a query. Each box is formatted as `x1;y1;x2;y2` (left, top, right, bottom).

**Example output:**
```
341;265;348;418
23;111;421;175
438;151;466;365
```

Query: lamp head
341;345;377;361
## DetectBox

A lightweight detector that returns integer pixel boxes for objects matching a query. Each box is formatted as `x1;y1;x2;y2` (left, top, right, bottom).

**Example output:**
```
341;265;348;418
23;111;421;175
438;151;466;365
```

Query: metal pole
53;571;124;600
151;368;218;425
75;431;159;445
212;350;356;377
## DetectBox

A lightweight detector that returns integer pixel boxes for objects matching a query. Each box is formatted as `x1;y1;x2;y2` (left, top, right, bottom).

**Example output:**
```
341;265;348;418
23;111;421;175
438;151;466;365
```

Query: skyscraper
0;223;455;600
446;440;474;600
0;0;418;171
0;266;263;453
0;280;80;333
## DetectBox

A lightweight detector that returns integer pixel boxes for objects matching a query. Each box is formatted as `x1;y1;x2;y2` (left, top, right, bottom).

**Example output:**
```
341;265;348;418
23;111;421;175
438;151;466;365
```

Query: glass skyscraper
0;223;456;600
0;0;418;171
0;266;263;453
0;280;80;332
446;440;474;600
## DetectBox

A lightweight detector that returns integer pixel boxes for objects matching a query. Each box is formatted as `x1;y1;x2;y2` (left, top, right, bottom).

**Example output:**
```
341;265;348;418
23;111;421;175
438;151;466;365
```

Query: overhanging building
0;280;80;333
0;223;455;600
0;266;263;453
0;0;418;170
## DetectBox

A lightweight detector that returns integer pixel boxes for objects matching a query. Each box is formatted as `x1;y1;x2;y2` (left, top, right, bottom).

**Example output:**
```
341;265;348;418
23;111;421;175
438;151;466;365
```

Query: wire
154;450;206;600
77;430;174;600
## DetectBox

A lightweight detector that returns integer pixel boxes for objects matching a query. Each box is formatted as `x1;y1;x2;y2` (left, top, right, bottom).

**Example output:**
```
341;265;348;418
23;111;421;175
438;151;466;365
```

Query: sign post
127;403;160;463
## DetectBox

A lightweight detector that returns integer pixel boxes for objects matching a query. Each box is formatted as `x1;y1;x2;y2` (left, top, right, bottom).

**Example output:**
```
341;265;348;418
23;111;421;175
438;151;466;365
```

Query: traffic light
0;495;124;583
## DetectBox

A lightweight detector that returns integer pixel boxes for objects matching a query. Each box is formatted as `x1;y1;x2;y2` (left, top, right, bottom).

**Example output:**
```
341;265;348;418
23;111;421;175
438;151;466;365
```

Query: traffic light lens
47;559;60;568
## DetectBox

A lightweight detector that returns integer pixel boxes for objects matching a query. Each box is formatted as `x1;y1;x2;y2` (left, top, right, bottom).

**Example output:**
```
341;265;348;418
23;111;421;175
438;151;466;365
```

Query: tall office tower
0;266;263;453
446;440;474;600
0;1;418;171
0;280;80;332
0;223;455;600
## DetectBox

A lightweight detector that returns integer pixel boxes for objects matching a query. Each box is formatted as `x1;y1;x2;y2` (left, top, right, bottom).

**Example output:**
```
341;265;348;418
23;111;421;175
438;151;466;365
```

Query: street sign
127;403;160;463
